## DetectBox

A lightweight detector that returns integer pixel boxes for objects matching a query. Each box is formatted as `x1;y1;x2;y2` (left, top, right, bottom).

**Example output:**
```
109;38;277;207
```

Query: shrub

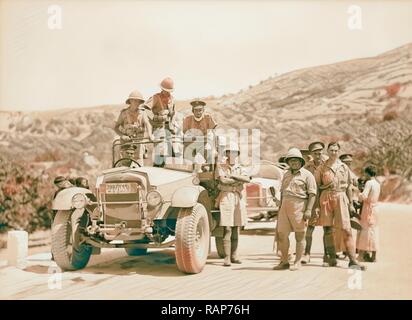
385;83;401;97
34;150;63;162
0;157;53;233
383;110;399;121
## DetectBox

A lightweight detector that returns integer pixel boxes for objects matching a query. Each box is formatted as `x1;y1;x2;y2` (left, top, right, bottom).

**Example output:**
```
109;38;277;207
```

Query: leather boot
223;240;231;266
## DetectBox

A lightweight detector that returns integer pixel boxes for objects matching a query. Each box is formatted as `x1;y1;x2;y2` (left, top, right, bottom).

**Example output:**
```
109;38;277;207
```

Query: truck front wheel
51;210;92;271
175;203;210;274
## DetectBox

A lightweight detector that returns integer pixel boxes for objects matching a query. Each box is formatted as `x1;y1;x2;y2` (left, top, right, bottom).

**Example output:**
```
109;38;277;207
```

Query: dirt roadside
0;202;411;300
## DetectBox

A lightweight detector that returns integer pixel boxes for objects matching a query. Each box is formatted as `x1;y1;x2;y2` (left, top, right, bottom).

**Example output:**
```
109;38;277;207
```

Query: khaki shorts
319;191;351;232
277;196;307;233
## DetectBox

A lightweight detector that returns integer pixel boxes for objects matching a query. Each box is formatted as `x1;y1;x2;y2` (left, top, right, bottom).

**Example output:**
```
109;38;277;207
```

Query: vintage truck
51;137;281;274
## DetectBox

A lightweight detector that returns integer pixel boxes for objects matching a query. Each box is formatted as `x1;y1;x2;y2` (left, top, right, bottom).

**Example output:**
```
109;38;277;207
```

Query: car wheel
175;203;210;274
214;236;225;258
124;240;148;256
51;210;92;271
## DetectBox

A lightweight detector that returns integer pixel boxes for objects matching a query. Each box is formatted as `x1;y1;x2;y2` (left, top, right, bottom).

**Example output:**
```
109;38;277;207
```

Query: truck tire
215;237;225;258
175;203;210;274
124;240;148;256
51;210;92;271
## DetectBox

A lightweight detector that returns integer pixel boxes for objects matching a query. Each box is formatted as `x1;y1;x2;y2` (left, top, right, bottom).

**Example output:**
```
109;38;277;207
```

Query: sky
1;0;412;111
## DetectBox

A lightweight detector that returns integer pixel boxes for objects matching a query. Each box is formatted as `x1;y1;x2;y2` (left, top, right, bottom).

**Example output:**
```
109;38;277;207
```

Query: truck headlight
72;193;87;209
146;191;162;207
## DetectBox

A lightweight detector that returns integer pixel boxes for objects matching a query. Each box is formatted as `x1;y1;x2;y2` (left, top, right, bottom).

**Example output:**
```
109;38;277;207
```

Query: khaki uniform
183;114;217;135
144;93;175;130
304;159;325;227
277;168;317;233
183;114;217;162
115;107;149;139
215;163;248;227
315;160;352;232
335;168;358;252
115;107;150;163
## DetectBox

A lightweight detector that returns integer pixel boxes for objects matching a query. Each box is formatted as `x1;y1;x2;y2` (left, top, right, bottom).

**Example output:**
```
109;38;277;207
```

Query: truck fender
171;185;205;208
52;187;94;211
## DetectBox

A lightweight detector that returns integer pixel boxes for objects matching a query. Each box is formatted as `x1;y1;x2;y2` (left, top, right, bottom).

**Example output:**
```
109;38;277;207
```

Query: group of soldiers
114;77;218;167
82;77;381;270
271;142;380;271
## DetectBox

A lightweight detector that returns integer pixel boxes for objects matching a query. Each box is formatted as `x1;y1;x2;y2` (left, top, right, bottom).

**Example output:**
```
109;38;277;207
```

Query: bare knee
277;232;288;242
295;232;305;242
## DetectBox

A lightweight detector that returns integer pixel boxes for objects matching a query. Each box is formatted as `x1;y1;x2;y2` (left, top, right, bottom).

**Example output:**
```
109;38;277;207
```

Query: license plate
105;183;137;194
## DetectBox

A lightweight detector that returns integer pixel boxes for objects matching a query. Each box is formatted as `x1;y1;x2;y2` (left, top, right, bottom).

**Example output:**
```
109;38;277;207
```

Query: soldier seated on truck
115;90;154;164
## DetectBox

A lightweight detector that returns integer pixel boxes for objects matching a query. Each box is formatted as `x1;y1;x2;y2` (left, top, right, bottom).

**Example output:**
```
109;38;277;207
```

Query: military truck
51;137;279;273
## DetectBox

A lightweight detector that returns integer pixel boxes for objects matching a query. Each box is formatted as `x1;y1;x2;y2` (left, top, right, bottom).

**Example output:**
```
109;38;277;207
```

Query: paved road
1;203;411;300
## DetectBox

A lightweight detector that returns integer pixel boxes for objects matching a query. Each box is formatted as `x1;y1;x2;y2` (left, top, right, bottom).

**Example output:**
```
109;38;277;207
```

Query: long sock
295;232;305;263
324;227;336;260
231;227;240;260
278;232;290;263
305;226;314;255
343;230;357;263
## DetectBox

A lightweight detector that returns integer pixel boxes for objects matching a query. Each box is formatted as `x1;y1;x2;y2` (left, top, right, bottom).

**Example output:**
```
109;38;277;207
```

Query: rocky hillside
209;43;412;162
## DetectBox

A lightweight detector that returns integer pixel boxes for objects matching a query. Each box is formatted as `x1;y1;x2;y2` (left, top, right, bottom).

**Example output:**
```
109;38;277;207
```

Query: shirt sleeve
208;115;217;129
346;166;353;189
314;166;322;186
215;164;228;180
306;171;317;195
183;116;190;133
143;96;154;110
359;180;372;201
115;112;124;131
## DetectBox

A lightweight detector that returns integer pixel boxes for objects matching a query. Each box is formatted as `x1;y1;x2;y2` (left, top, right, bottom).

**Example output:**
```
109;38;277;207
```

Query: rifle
230;174;251;184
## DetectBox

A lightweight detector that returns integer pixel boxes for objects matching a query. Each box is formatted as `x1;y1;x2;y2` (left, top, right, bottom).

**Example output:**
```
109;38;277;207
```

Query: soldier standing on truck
143;77;177;133
143;77;180;165
302;141;328;265
273;148;317;271
115;90;153;166
183;99;217;164
215;142;251;267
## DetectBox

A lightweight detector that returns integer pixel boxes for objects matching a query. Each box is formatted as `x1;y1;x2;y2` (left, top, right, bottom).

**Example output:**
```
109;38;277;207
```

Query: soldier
143;77;177;132
300;149;313;165
335;153;359;259
183;99;217;163
53;176;72;199
144;78;180;165
315;142;366;270
215;142;251;267
273;148;317;271
115;90;153;165
75;177;89;189
302;141;328;264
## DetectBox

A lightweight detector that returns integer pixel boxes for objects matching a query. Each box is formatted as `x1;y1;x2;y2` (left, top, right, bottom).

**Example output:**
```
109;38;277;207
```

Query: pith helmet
284;148;305;166
125;90;145;104
224;141;240;154
308;141;325;153
160;77;174;92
